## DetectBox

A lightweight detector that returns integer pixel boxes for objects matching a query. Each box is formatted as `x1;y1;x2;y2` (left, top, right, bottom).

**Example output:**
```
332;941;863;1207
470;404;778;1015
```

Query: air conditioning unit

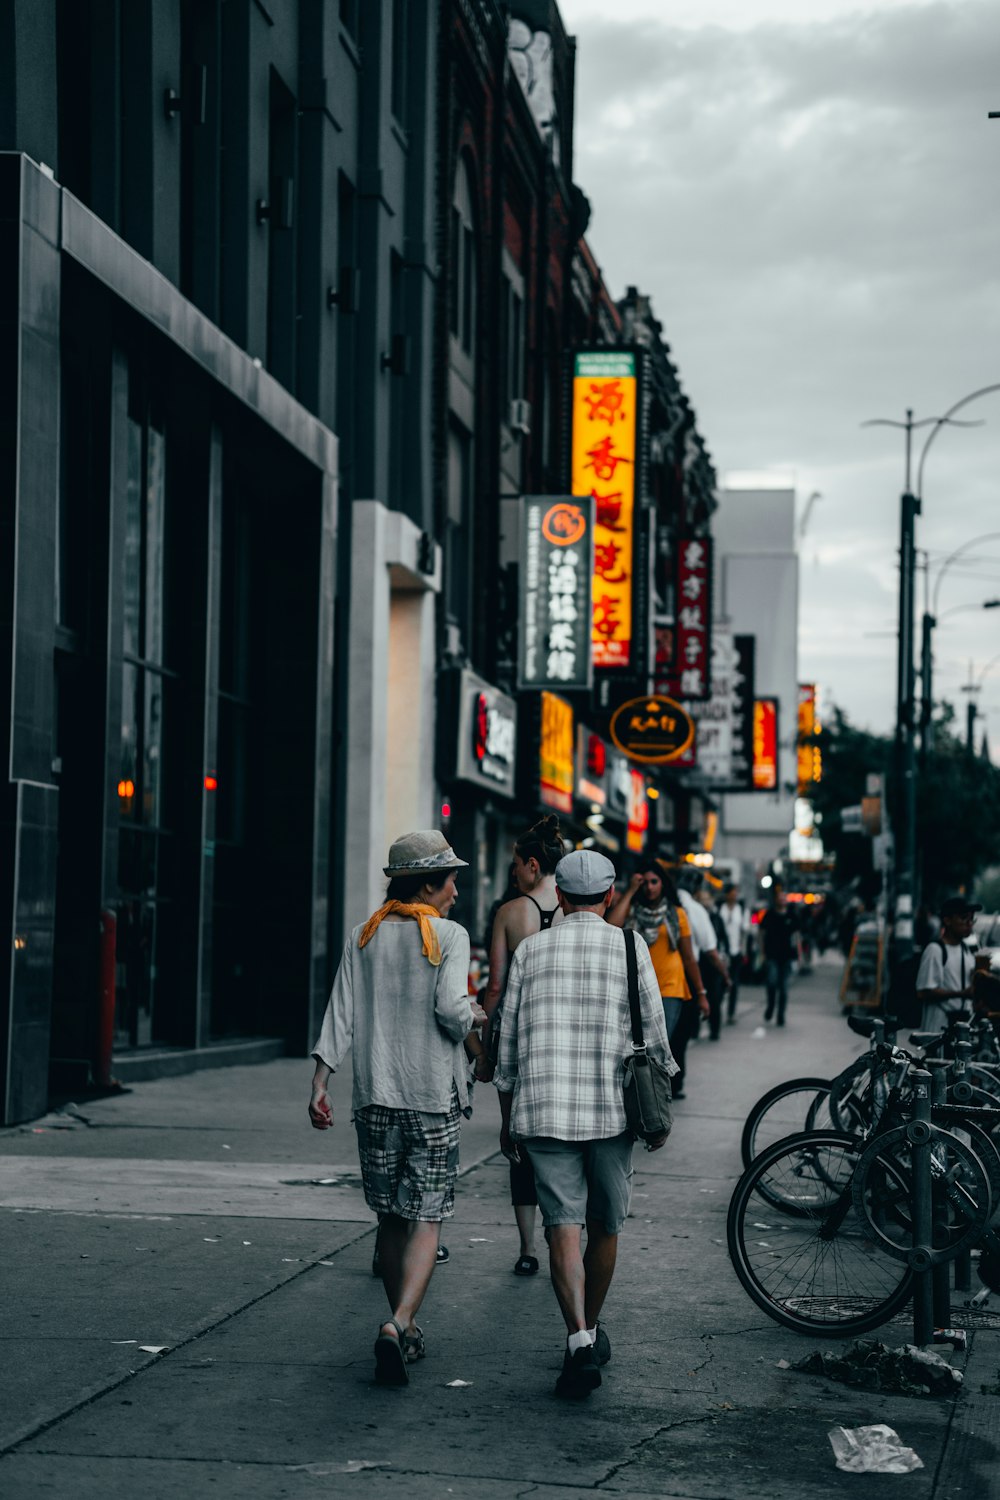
508;397;531;434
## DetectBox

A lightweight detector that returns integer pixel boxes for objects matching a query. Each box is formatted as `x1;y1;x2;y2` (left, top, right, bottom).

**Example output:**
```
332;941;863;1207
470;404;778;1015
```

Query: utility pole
861;409;933;964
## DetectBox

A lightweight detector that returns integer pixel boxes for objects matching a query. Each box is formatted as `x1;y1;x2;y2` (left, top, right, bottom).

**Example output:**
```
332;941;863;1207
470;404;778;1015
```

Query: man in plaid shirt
494;849;676;1398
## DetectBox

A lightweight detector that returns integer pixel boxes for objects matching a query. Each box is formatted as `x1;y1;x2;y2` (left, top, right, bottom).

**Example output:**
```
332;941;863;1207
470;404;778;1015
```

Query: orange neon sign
571;352;638;669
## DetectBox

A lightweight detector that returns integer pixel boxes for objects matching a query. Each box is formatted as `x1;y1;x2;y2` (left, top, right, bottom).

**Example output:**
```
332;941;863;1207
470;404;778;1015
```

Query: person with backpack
915;896;980;1030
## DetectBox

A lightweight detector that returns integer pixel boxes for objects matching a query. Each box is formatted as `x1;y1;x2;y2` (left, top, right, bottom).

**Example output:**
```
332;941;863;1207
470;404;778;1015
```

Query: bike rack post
908;1068;935;1345
929;1068;951;1329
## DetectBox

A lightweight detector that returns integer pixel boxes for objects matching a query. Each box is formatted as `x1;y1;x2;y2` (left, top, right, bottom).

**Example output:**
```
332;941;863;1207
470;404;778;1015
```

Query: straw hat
383;830;469;879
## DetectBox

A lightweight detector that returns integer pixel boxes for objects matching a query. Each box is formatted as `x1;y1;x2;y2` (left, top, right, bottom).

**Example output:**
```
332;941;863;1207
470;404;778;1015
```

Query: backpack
887;941;946;1028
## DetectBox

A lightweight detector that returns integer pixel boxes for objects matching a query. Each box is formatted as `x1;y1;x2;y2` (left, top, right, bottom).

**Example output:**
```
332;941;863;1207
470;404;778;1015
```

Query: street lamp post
861;409;939;962
919;578;1000;764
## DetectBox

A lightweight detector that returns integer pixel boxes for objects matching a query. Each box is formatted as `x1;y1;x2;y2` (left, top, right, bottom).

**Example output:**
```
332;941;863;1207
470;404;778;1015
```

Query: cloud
564;0;1000;729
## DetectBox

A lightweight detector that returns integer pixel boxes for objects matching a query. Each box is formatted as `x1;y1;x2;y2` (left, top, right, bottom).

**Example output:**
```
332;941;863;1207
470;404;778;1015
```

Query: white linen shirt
679;889;717;962
494;911;676;1142
916;938;977;1026
311;917;474;1114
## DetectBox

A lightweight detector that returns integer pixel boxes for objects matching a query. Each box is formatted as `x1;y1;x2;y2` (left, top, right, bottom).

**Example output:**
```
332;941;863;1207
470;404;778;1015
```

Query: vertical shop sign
730;636;756;789
570;351;639;670
753;698;779;791
667;536;712;700
519;496;594;690
797;683;822;794
626;769;649;852
539;690;575;813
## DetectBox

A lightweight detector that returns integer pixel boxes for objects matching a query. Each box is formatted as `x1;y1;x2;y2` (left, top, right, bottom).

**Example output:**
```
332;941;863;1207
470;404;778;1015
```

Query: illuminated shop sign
626;769;649;853
609;694;695;765
452;668;518;799
539;691;575;813
797;683;822;795
570;351;639;670
575;727;608;807
753;698;779;791
519;495;595;691
664;536;712;700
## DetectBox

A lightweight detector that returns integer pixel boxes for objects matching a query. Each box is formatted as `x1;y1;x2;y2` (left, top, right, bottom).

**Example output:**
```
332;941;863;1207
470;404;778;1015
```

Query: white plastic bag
828;1424;924;1474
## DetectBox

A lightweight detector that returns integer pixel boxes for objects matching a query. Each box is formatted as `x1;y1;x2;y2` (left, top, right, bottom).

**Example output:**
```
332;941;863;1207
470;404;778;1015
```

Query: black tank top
525;894;558;931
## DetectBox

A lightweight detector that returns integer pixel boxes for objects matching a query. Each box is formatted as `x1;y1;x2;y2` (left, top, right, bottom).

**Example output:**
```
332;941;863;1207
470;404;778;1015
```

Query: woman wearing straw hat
308;831;487;1386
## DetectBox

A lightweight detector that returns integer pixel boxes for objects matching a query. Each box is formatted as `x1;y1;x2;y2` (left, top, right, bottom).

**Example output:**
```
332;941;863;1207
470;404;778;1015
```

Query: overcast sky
559;0;1000;739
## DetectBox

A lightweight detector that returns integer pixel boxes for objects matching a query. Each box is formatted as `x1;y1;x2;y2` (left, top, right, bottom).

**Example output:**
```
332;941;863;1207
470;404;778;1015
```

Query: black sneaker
593;1324;611;1366
555;1344;601;1399
436;1244;450;1264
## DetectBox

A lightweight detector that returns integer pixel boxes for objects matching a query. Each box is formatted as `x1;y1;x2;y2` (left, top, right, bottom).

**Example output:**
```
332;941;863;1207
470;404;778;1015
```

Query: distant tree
808;705;1000;906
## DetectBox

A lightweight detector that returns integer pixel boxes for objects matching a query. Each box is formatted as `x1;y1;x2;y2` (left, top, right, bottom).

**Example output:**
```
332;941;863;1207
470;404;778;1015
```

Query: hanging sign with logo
539;690;575;812
570;351;639;671
605;747;631;822
753;697;779;791
445;668;518;799
519;495;594;690
665;535;712;700
609;694;695;765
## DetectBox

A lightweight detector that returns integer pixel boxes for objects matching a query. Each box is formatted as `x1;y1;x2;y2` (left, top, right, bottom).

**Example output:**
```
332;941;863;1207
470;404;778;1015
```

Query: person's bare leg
514;1203;537;1259
582;1219;618;1328
377;1215;440;1334
547;1224;588;1333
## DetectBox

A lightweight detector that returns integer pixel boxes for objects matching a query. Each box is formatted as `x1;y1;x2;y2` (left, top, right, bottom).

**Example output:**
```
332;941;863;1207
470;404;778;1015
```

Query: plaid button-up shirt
494;912;677;1141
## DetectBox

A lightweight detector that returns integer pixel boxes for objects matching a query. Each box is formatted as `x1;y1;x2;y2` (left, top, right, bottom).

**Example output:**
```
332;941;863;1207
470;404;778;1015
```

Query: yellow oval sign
609;695;695;765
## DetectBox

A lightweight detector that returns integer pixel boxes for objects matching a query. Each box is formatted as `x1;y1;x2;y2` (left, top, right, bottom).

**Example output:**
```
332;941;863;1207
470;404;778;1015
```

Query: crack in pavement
594;1411;722;1490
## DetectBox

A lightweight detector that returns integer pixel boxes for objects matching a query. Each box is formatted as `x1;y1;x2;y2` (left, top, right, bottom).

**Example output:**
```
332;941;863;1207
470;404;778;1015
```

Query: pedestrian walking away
494;849;677;1400
916;894;980;1031
718;884;750;1024
308;830;487;1386
695;880;730;1041
480;814;565;1276
760;890;796;1025
607;859;705;1100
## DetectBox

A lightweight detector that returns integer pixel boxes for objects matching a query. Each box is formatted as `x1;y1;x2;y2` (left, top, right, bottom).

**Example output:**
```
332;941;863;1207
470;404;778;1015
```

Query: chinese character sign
667;536;712;700
539;691;575;813
730;636;756;788
753;698;779;791
570;352;638;670
518;496;594;690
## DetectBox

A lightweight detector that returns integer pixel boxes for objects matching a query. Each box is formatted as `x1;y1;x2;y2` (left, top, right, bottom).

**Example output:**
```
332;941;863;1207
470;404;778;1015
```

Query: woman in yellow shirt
608;860;707;1099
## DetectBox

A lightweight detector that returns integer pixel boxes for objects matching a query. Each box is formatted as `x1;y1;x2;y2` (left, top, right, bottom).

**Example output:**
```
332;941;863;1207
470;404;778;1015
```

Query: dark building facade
0;0;445;1122
0;0;720;1122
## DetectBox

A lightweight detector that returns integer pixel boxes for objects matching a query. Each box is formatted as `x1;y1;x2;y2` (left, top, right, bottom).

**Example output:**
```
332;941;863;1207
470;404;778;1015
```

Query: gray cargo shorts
521;1132;634;1235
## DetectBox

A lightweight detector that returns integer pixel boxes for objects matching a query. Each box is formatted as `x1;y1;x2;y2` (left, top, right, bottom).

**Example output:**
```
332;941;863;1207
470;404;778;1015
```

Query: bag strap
623;928;646;1052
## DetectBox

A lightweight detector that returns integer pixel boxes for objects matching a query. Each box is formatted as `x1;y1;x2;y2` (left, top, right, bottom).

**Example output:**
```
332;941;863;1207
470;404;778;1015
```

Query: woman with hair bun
479;813;565;1275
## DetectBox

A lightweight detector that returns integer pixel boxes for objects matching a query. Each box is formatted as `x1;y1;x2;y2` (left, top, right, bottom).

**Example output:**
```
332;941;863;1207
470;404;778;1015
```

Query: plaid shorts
354;1091;462;1222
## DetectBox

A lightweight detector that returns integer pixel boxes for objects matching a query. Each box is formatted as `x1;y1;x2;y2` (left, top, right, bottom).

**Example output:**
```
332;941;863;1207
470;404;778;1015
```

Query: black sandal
373;1318;409;1385
404;1325;426;1363
513;1255;539;1276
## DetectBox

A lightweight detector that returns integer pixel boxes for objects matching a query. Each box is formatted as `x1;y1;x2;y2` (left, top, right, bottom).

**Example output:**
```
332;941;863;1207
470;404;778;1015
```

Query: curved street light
915;382;1000;501
864;391;1000;958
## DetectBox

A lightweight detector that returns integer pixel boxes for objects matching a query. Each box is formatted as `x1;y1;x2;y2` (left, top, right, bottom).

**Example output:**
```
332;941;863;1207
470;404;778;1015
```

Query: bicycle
728;1040;1000;1336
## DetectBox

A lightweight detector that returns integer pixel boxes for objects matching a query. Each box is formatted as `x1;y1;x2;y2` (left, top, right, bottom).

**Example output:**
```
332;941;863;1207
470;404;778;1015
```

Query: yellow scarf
358;901;443;966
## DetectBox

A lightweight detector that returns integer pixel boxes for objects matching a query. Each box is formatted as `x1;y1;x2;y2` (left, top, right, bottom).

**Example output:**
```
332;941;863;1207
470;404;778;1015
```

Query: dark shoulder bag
621;928;674;1144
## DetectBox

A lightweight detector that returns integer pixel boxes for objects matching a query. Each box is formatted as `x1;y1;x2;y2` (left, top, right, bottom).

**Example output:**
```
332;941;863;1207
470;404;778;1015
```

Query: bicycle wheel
853;1124;992;1263
740;1077;832;1168
728;1131;914;1336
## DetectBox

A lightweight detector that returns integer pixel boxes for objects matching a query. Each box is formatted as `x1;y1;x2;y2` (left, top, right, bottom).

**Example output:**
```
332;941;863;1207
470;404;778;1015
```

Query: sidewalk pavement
1;955;998;1498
